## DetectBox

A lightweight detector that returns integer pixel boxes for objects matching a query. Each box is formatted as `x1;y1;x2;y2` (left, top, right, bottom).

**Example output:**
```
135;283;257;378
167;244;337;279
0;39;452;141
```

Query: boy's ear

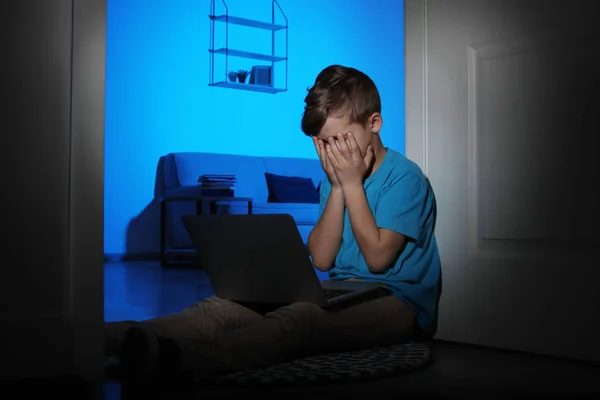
369;112;383;134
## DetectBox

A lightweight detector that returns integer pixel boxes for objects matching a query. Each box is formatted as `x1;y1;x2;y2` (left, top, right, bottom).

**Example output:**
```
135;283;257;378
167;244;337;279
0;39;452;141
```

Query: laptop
182;213;384;308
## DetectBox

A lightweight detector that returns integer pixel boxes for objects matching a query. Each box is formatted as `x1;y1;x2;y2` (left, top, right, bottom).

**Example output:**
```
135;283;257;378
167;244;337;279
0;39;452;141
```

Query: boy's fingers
328;137;345;162
313;137;321;156
347;132;361;158
325;143;340;169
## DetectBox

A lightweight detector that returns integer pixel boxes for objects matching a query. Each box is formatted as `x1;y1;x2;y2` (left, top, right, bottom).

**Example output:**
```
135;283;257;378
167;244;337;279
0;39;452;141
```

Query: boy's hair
301;65;381;137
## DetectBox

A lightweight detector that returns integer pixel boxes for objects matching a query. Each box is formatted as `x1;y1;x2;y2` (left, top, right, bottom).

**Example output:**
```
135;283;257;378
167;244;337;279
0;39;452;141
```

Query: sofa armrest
156;153;182;198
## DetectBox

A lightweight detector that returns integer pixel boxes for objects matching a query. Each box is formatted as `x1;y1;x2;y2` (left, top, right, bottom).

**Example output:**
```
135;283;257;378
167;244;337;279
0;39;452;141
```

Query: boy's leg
179;289;416;377
105;296;262;356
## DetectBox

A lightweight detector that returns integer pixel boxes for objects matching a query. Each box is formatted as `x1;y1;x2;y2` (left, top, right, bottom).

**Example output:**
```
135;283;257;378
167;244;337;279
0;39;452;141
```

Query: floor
98;261;600;398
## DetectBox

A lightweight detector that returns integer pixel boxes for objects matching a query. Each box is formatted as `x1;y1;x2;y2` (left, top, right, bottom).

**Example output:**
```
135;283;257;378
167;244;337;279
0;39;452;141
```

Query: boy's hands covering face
326;132;374;188
313;136;340;187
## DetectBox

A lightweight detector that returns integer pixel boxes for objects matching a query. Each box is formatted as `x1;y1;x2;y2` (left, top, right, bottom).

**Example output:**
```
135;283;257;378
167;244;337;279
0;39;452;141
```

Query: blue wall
105;0;405;255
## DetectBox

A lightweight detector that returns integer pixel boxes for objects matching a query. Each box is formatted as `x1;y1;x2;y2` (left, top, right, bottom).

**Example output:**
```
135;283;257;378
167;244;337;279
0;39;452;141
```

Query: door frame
405;0;428;173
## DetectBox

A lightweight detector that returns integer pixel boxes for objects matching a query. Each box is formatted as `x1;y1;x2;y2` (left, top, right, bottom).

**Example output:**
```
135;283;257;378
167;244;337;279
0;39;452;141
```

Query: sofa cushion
262;156;324;190
264;173;319;204
226;202;319;226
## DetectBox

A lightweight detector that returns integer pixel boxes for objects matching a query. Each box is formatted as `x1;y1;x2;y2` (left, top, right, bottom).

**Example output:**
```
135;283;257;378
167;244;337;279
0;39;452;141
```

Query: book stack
197;174;236;197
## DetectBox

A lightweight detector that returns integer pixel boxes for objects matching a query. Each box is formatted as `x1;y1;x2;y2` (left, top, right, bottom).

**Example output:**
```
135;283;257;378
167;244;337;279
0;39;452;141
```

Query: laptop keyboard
323;288;353;300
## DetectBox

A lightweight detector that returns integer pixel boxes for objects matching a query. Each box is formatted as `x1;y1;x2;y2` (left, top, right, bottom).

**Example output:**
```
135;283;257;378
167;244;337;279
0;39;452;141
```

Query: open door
405;0;600;361
1;0;105;382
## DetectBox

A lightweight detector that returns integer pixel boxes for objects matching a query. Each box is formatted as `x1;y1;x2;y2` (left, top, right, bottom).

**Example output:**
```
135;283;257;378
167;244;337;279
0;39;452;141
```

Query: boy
304;64;441;338
109;65;441;384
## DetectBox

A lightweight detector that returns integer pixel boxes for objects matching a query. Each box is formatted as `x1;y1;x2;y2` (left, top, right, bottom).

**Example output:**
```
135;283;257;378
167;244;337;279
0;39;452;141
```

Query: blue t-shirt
318;148;441;337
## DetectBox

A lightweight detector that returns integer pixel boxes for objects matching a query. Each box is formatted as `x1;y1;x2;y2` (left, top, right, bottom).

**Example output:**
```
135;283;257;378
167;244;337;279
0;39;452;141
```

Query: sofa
160;152;325;255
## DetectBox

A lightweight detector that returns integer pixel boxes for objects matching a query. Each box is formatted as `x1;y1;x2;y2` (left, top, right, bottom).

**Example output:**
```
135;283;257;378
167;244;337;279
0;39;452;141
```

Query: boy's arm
307;183;345;272
343;183;406;273
343;173;430;273
324;133;430;273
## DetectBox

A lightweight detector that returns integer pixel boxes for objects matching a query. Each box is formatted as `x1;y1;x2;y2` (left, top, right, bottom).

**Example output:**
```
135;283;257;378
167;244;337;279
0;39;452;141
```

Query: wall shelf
209;15;286;31
209;82;286;94
209;0;288;94
209;48;286;62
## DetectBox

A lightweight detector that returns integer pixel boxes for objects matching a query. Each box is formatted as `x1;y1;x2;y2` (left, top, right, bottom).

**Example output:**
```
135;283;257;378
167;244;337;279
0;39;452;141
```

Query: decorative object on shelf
228;71;238;82
235;69;250;84
208;0;288;94
249;65;272;86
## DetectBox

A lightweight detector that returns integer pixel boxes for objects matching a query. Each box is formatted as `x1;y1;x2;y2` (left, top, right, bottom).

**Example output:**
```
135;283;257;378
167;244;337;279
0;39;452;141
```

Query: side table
160;195;253;266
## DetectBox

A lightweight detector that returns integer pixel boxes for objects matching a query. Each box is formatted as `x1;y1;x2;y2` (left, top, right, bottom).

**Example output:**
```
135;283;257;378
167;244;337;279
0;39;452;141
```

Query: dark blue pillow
265;173;319;203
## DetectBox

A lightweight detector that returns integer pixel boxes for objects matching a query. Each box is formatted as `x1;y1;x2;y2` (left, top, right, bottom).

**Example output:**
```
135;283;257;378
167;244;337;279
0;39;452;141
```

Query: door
1;0;105;381
405;0;600;362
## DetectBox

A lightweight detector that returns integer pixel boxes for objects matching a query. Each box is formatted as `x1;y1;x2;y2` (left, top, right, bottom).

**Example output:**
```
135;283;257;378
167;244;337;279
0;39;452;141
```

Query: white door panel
405;0;600;361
